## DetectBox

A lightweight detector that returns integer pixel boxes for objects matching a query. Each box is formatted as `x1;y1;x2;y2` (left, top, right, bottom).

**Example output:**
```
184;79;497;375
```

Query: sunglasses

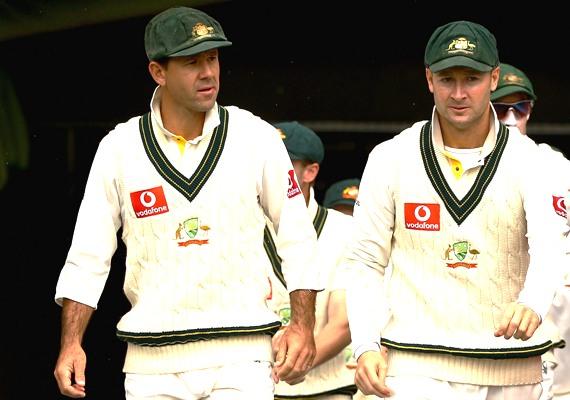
492;100;534;119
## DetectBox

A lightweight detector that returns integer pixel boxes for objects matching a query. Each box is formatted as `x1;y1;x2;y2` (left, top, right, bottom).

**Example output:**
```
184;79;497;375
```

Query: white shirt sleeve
341;144;395;357
54;133;122;308
258;124;322;293
567;188;570;229
564;167;570;286
517;142;569;319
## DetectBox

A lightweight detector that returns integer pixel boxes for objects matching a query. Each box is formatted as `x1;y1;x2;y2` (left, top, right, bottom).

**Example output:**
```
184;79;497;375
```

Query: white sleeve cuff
353;342;381;362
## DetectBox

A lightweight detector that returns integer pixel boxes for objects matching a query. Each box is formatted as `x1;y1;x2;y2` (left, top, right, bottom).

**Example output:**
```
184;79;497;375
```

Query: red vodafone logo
404;203;440;231
130;186;169;218
552;195;567;218
287;170;301;198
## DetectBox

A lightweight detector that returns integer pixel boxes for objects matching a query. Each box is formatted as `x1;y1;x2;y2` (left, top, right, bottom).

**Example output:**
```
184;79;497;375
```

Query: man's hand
272;322;316;384
55;299;94;398
354;350;392;397
494;302;541;340
53;343;87;398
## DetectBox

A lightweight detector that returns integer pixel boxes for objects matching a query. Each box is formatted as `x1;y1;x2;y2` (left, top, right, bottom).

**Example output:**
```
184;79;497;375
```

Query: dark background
1;1;569;399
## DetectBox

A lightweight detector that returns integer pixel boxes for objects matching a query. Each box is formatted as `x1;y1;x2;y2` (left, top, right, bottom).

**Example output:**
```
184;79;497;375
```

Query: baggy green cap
144;7;232;61
424;20;499;73
490;63;537;101
274;121;324;164
323;178;360;209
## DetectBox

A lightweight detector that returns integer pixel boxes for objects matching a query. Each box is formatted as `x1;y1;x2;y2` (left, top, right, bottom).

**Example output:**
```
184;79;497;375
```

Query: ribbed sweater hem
123;334;273;373
387;348;542;385
275;353;355;397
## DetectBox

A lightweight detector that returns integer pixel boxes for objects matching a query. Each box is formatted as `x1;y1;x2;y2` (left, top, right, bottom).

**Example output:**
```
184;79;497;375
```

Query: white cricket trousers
124;361;274;399
374;375;543;400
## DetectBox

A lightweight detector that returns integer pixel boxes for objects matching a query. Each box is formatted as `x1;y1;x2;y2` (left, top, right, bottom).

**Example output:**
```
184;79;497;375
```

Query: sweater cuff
353;342;381;362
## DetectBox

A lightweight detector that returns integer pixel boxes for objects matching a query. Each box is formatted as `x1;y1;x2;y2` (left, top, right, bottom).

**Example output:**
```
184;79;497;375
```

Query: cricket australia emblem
175;217;210;246
443;241;479;269
278;307;291;325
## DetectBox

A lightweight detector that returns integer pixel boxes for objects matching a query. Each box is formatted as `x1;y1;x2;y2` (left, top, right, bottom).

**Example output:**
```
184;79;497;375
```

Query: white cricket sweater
55;96;321;374
345;112;568;385
539;145;570;394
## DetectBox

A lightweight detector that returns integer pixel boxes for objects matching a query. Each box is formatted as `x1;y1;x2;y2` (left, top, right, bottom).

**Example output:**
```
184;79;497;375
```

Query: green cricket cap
490;63;537;101
424;20;499;73
274;121;324;164
323;178;360;209
145;7;232;61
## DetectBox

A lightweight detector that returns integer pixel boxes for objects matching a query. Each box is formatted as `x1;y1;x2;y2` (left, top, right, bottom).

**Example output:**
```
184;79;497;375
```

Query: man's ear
302;162;320;185
148;61;166;86
490;66;500;91
425;67;434;94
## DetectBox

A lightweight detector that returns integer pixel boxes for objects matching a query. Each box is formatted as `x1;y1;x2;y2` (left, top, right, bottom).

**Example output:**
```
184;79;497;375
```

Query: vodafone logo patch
130;186;169;218
404;203;440;231
552;195;567;218
287;170;302;198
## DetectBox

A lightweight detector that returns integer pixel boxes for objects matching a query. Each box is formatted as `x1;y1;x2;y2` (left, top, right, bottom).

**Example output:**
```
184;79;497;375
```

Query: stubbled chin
194;96;217;112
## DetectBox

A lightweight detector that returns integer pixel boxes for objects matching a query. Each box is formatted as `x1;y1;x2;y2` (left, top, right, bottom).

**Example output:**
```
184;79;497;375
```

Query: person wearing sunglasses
491;63;568;166
492;63;570;400
490;63;536;135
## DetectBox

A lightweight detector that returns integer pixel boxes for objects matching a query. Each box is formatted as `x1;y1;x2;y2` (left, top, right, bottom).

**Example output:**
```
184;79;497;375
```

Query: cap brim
326;199;356;208
170;40;232;57
429;56;493;73
286;150;301;159
490;85;537;101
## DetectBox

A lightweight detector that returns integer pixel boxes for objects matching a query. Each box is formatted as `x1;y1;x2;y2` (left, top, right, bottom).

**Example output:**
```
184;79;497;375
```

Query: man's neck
160;98;206;141
438;113;490;149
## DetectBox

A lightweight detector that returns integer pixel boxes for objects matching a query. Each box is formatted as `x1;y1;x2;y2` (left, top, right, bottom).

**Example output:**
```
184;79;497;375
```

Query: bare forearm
289;289;316;330
313;322;351;367
313;290;351;367
60;298;94;348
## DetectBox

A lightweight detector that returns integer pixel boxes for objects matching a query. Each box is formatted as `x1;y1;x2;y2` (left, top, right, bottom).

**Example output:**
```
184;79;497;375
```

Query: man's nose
502;108;518;126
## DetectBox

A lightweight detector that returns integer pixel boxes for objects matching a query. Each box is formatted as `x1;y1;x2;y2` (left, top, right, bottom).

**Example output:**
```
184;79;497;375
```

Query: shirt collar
307;186;319;220
149;86;221;144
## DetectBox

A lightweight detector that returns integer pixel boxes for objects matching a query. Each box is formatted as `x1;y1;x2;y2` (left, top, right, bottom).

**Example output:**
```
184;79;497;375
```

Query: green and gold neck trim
139;106;229;203
312;204;328;237
420;121;508;225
